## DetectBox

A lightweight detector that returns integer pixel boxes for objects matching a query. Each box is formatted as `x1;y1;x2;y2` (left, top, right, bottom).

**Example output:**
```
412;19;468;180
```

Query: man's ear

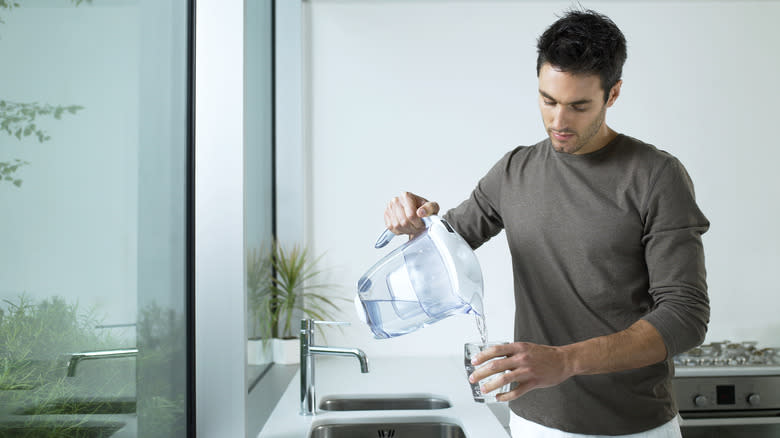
606;80;622;108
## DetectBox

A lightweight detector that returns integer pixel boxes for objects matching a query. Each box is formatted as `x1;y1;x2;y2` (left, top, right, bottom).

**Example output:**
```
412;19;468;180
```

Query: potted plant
247;242;343;364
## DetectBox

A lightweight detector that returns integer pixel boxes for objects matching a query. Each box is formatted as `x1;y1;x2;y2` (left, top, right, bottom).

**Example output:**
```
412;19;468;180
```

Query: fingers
469;355;509;382
474;364;536;400
467;343;525;395
481;368;516;397
495;381;535;402
468;358;525;398
470;343;512;366
470;342;571;401
493;370;541;402
383;192;438;236
390;194;423;233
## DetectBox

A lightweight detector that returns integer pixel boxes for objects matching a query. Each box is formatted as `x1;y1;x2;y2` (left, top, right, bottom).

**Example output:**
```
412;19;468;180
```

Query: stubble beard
548;105;607;155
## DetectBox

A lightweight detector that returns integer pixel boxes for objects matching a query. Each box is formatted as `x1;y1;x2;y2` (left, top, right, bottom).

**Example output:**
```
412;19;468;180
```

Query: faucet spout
66;348;138;377
300;319;369;415
309;345;369;373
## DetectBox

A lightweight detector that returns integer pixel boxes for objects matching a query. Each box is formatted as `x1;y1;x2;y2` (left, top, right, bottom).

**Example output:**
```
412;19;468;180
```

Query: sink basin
318;394;451;411
310;421;465;438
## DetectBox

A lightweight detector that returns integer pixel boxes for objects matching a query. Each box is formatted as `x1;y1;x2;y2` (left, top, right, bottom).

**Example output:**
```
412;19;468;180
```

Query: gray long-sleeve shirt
443;134;709;435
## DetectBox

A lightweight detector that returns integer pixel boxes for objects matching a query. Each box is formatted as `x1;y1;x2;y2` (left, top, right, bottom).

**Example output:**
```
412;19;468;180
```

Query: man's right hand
383;191;440;237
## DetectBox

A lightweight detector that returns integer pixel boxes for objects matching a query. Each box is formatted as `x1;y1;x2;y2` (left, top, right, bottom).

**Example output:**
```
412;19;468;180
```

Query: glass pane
245;0;274;380
0;1;190;437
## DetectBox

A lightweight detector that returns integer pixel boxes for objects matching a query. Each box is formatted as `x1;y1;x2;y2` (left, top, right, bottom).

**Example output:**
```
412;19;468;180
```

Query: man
382;9;709;438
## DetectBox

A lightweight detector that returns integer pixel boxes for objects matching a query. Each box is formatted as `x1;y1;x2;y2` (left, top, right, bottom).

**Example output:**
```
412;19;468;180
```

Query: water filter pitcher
355;215;484;339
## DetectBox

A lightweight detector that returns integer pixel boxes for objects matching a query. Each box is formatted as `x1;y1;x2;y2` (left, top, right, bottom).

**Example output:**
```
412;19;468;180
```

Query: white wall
304;0;780;358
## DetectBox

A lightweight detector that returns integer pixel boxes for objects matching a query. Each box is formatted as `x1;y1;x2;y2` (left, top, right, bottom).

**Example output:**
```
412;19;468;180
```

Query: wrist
559;341;590;378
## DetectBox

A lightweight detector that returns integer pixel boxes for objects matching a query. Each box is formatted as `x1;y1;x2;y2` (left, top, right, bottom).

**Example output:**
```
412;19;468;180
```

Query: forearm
561;319;667;377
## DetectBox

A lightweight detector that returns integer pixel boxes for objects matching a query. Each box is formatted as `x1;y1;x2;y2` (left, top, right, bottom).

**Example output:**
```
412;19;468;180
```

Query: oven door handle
680;416;780;427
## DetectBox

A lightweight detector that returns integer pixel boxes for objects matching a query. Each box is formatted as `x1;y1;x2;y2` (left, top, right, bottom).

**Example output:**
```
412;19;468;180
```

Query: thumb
416;201;440;218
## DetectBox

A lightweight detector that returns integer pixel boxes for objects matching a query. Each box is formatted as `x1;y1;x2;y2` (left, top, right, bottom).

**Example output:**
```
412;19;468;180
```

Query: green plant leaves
0;101;84;188
0;0;21;10
0;294;114;391
0;101;83;143
0;1;20;24
247;242;347;342
1;158;29;187
0;0;91;25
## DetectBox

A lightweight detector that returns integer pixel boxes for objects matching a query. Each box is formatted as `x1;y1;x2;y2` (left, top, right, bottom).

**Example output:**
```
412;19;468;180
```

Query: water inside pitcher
355;216;484;339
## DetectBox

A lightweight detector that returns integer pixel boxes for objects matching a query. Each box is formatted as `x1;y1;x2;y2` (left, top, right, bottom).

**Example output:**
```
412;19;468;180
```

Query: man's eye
572;105;587;112
543;100;555;106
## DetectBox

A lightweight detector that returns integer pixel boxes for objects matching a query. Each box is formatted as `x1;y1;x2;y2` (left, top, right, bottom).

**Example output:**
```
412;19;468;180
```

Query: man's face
538;63;620;155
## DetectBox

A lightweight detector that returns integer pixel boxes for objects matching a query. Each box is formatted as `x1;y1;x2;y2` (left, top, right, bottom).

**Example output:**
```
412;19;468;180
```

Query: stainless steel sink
310;421;466;438
318;395;451;411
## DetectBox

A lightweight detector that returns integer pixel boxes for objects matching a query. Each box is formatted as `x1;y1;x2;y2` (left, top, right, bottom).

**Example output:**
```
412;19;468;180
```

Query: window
0;1;192;436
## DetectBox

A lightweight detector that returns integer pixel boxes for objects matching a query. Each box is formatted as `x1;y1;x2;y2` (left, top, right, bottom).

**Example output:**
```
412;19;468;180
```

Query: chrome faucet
300;319;368;415
66;348;138;377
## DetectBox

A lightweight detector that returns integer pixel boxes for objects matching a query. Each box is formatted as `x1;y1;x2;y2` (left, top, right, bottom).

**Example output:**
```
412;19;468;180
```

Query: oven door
674;373;780;437
680;412;780;438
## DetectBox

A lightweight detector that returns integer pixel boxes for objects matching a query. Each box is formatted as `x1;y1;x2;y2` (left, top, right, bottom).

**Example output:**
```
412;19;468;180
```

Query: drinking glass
464;342;510;403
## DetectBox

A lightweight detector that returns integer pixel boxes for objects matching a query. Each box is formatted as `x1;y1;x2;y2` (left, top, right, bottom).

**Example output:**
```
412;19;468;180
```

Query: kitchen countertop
257;355;510;437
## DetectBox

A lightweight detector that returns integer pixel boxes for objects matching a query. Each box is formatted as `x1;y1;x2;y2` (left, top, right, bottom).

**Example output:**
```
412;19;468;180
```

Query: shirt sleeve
442;150;513;249
640;157;710;358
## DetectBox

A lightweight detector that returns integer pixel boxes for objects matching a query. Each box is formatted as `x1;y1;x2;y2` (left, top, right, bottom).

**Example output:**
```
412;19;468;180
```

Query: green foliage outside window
0;0;90;188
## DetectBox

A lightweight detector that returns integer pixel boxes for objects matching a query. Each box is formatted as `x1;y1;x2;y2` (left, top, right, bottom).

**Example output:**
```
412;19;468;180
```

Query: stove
672;341;780;425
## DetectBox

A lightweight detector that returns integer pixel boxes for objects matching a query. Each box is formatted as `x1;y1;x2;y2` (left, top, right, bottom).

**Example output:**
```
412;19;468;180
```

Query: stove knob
694;395;709;407
747;393;761;406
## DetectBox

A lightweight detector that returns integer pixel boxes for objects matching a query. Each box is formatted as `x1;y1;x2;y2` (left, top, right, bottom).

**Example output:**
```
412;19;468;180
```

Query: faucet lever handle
301;319;351;332
313;320;350;327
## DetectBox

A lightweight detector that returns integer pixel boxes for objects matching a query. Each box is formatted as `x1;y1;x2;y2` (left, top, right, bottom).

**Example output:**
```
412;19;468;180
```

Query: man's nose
550;106;569;129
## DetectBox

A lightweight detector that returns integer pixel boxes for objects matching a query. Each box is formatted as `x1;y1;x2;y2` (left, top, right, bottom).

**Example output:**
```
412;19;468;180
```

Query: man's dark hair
536;9;627;102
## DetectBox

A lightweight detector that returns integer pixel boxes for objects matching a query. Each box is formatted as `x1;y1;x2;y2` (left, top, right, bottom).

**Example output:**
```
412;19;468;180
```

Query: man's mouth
551;130;575;141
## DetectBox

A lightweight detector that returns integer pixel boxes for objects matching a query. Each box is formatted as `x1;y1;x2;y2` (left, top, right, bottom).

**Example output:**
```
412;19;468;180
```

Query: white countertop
258;355;510;437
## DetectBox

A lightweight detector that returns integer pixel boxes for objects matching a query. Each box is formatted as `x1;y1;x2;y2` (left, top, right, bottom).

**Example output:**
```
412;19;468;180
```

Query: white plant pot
247;339;273;365
272;338;300;364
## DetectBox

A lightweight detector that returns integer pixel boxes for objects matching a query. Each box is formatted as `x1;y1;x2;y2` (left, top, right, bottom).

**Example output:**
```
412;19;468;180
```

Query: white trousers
509;411;682;438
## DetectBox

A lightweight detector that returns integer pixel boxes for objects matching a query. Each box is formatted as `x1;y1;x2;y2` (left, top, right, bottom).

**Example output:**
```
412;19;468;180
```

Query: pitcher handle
374;216;434;249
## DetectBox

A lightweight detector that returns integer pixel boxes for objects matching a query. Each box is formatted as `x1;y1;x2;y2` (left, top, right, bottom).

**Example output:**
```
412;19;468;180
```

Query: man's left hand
468;342;574;402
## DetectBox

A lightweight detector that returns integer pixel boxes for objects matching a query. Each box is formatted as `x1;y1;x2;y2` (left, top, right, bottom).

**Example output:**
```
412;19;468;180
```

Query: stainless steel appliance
673;341;780;438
